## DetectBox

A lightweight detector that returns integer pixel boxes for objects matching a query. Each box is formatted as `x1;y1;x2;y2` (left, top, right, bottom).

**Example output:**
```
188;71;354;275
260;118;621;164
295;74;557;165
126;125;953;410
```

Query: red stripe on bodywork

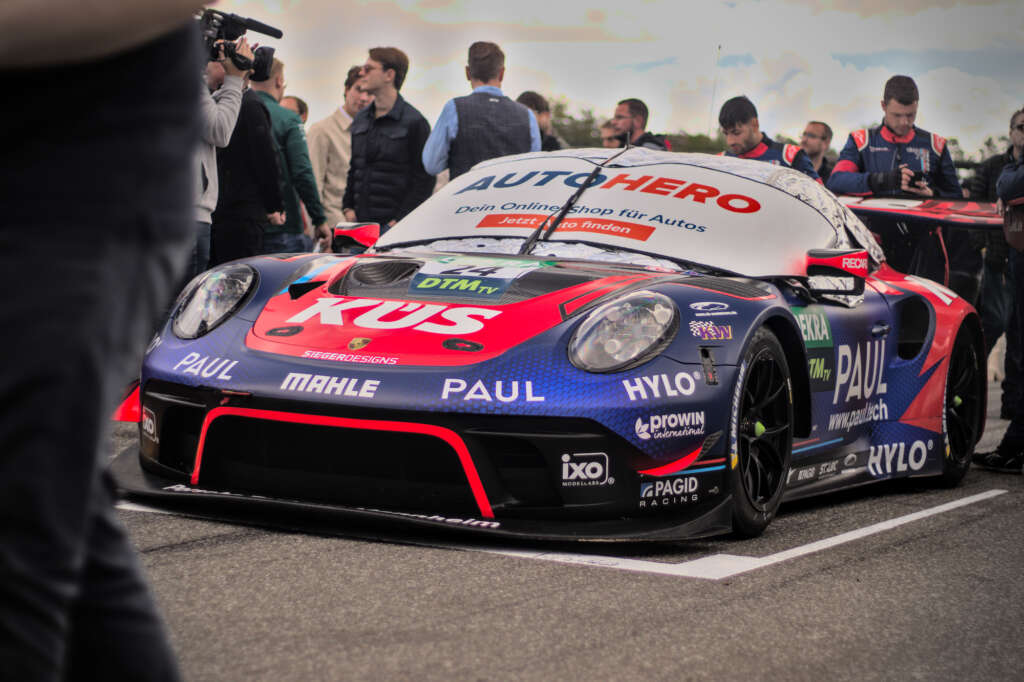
638;442;704;476
112;385;141;422
189;407;494;518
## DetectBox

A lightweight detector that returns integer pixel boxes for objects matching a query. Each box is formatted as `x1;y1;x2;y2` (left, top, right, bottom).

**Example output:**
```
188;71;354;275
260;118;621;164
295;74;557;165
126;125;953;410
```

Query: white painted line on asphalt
118;489;1009;580
117;501;177;515
469;488;1009;580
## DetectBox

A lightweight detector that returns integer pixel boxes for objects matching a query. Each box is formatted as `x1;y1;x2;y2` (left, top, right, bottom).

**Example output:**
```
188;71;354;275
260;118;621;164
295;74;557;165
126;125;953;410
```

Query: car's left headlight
568;290;678;373
173;264;256;339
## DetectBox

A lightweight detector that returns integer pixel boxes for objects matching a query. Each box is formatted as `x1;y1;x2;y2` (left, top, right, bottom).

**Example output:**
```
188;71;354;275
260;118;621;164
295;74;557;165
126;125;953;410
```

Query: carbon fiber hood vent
685;275;773;299
333;259;421;295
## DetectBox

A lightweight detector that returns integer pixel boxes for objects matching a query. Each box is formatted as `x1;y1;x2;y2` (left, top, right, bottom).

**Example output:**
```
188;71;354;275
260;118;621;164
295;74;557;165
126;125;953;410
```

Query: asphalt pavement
110;379;1023;681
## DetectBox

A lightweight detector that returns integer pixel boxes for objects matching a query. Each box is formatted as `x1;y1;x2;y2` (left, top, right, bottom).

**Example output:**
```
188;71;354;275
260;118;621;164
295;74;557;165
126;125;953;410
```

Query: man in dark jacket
250;57;329;252
517;91;565;152
421;42;539;180
613;98;670;150
343;46;434;230
974;155;1024;474
211;81;286;265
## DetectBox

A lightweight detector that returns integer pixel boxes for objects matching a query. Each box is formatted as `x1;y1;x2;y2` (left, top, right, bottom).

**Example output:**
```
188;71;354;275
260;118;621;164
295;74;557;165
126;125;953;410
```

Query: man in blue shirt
422;41;540;179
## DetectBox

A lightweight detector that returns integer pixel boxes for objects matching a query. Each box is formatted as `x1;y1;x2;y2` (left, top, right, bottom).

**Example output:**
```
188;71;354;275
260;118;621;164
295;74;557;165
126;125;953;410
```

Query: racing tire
937;325;983;487
729;327;793;537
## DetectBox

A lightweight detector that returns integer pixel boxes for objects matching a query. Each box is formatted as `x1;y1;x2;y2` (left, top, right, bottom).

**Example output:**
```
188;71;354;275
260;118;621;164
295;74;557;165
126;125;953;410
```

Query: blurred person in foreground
974;155;1024;474
599;120;621;148
0;2;201;679
422;41;539;179
343;46;434;231
308;66;374;229
249;57;329;252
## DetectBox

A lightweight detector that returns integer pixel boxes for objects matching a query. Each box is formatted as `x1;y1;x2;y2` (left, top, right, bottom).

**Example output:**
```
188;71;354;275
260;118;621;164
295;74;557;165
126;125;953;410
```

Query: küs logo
560;452;612;487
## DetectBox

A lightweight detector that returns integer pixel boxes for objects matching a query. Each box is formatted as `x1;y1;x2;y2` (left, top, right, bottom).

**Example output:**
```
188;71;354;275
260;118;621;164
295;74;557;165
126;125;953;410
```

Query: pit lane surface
110;381;1023;681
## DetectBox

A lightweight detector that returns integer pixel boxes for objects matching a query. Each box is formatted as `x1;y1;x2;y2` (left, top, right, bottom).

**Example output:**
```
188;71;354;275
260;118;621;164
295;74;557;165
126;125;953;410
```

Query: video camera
197;9;283;80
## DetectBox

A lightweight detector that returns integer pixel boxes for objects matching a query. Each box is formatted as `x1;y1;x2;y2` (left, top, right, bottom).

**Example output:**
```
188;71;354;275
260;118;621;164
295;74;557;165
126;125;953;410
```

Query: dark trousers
210;214;266;267
1002;249;1024;444
0;223;188;680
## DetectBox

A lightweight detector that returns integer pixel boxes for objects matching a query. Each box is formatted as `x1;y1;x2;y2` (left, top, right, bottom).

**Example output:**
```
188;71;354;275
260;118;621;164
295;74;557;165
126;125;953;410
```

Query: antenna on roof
708;43;721;137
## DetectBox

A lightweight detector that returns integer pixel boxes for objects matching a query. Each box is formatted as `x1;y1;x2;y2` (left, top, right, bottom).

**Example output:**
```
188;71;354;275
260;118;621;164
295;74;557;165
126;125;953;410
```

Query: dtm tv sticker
410;274;507;298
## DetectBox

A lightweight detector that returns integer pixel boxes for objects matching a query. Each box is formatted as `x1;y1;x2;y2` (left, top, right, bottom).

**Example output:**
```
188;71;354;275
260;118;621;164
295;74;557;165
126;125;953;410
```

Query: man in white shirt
307;66;374;228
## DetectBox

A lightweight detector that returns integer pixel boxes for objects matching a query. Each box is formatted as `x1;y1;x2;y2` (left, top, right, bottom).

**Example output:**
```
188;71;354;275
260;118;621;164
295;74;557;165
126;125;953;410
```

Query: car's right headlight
172;264;256;339
568;290;678;372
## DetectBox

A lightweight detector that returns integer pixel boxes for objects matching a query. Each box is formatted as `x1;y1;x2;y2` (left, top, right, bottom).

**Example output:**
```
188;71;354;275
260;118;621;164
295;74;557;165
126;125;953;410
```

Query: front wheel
729;328;793;537
937;325;983;486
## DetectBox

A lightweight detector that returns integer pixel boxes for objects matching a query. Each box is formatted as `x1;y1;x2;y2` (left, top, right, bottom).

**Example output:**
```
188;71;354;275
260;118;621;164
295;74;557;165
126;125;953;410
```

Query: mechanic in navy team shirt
826;75;981;303
718;96;820;181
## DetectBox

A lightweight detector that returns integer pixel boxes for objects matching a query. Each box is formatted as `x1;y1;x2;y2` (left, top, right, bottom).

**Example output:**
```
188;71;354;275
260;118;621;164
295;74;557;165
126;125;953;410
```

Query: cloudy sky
213;0;1023;158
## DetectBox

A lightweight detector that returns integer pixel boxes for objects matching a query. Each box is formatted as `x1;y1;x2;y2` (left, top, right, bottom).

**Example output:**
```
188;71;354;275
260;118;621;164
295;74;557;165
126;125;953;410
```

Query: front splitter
111;448;735;542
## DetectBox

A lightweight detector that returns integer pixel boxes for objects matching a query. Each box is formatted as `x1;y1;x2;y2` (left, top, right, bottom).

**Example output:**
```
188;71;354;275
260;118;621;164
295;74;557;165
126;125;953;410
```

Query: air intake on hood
334;259;421;294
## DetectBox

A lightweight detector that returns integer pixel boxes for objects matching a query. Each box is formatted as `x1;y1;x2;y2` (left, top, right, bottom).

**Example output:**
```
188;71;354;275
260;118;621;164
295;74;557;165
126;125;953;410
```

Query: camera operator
191;37;250;280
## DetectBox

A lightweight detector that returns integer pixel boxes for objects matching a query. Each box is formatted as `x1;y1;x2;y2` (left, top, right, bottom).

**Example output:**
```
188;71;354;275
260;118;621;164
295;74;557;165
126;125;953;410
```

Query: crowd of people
2;10;1023;678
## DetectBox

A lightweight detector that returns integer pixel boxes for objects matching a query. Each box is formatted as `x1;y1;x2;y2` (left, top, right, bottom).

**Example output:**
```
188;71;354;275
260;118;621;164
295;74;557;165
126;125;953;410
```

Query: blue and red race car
113;148;988;540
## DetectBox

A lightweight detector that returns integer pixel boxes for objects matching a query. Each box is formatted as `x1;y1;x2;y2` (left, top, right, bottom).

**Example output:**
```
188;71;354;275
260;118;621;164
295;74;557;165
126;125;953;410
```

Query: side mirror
331;222;381;252
805;248;868;296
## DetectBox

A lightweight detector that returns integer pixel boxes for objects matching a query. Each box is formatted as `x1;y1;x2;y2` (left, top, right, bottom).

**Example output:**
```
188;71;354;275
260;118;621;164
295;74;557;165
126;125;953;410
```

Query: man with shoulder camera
191;36;249;279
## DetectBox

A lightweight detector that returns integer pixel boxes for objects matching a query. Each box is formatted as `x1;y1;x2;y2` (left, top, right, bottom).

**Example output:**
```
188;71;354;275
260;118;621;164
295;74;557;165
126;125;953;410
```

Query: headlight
569;291;678;372
172;264;256;339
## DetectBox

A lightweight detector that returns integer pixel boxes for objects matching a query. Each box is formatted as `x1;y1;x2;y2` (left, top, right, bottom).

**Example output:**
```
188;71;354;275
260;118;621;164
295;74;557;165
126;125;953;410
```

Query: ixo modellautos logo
287;297;501;335
635;411;705;440
561;452;612;487
141;407;158;442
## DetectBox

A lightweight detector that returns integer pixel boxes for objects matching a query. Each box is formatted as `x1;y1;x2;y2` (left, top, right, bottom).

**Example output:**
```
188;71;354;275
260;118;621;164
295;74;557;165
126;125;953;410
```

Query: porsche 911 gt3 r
113;148;987;540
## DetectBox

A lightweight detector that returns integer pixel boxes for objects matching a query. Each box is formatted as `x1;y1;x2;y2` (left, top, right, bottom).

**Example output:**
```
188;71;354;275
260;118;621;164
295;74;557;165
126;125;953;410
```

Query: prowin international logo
635;411;705;440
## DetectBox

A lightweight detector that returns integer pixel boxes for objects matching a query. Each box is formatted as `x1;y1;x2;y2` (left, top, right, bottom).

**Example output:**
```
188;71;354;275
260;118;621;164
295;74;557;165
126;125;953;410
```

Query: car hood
246;252;679;367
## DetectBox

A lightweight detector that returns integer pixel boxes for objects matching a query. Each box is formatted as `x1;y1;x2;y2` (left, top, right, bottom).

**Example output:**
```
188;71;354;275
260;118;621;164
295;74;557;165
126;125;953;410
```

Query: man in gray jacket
192;38;250;280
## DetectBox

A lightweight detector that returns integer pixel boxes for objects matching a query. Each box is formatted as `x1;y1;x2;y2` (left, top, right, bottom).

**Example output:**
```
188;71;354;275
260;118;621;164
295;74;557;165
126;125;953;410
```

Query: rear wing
838;197;1001;230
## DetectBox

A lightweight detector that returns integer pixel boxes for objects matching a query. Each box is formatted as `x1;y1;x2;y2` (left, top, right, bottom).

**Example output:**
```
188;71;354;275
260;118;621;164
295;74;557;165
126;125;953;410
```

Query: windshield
377;148;873;278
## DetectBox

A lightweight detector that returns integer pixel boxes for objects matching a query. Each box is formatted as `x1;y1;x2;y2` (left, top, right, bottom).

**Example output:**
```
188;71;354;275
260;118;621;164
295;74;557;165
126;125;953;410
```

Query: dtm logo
141;407;158;443
635;411;705;440
867;439;931;477
561;452;612;487
287;297;501;335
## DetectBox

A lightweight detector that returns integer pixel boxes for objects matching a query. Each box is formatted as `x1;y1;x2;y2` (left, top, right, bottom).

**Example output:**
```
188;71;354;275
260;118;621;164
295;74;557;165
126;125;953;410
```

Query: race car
112;148;986;541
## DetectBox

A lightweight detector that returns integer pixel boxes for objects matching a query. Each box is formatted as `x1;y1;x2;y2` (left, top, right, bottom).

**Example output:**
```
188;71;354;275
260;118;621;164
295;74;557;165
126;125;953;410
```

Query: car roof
377;148;882;277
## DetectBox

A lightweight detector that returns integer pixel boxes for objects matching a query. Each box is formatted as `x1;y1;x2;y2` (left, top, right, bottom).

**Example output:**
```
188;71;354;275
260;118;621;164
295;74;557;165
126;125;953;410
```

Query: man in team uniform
718;96;820;181
826;75;980;302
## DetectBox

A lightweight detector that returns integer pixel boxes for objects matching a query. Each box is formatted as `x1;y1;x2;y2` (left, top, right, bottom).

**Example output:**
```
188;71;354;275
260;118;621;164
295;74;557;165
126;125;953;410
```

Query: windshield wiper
518;147;630;256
